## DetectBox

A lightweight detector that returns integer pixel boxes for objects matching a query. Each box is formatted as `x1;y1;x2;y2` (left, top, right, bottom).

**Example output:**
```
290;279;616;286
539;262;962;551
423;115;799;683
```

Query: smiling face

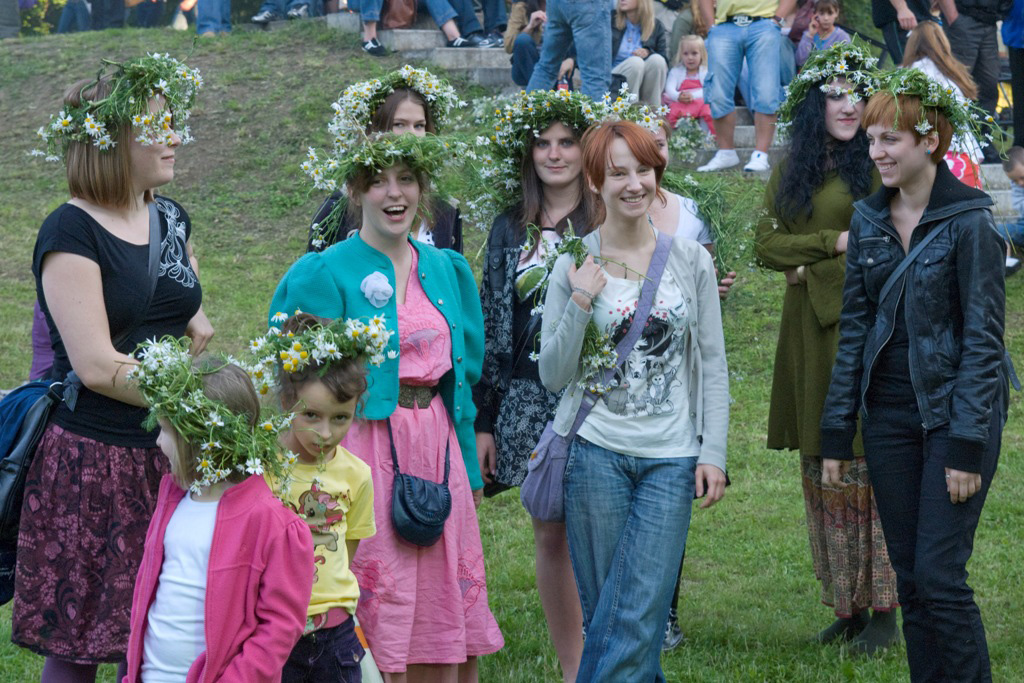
823;78;866;142
598;137;658;223
287;381;358;463
532;121;583;191
865;123;938;188
129;96;180;195
354;163;422;243
390;98;428;137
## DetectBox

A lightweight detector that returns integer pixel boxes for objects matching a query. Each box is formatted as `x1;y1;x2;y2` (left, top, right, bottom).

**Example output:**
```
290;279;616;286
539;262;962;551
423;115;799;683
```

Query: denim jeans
282;618;364;683
198;0;231;33
705;19;783;117
133;0;164;27
526;0;611;100
564;437;697;682
1000;218;1024;250
57;0;91;32
862;395;1005;682
345;0;383;23
512;33;540;86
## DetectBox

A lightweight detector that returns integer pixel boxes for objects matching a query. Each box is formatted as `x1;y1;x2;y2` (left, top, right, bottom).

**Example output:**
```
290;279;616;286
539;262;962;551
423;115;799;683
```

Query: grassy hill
1;22;1022;682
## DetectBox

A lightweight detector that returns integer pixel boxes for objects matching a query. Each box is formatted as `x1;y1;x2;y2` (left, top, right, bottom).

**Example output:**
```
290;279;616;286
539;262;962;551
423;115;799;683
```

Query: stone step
980;163;1010;190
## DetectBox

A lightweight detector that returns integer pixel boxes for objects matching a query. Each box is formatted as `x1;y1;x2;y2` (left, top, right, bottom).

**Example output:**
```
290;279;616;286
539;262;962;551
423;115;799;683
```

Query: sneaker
446;35;475;48
662;613;685;651
476;31;502;48
743;150;771;172
286;3;308;18
1007;256;1022;276
362;37;389;56
696;149;740;172
251;9;277;24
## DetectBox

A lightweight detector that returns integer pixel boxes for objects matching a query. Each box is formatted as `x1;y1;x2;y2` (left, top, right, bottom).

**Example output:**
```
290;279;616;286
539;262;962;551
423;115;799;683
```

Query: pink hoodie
124;474;314;683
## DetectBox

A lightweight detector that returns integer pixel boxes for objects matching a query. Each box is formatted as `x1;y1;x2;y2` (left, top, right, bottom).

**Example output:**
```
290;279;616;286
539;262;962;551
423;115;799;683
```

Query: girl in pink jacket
124;343;314;683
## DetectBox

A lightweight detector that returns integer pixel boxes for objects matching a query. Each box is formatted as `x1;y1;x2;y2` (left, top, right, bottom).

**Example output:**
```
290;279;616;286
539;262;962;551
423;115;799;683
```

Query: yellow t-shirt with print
272;445;375;618
714;0;778;23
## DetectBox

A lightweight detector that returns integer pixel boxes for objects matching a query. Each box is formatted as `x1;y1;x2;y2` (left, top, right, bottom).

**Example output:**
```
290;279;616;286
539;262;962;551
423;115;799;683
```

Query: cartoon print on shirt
289;483;349;582
600;293;687;417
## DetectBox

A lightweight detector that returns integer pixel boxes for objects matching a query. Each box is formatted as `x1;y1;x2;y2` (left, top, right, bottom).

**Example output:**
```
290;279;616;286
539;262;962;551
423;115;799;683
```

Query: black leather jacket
820;163;1009;473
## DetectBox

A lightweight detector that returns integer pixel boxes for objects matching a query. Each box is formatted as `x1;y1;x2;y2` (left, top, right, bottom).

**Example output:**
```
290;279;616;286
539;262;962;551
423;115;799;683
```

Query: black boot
817;611;869;644
849;609;900;656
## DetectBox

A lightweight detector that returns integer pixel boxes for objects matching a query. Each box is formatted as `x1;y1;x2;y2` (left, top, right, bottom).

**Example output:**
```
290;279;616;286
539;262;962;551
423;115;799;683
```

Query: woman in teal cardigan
268;134;503;679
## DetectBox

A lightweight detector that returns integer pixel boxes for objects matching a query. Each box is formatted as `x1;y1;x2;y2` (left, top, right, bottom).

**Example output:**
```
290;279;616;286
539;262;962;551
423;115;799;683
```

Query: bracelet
571;286;596;300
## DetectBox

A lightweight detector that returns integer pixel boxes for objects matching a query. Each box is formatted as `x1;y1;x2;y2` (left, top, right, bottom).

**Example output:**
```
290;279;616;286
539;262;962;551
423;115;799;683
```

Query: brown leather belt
398;384;438;409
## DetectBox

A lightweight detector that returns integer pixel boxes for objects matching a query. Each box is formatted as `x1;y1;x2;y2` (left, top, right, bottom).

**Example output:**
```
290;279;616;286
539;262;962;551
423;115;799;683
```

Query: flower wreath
778;38;880;127
303;132;455;249
247;312;395;397
128;337;294;495
326;65;465;155
871;67;1001;144
31;52;202;162
463;87;666;229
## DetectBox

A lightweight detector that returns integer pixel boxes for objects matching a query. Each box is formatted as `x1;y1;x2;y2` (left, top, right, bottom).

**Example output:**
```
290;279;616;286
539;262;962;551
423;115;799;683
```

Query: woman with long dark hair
755;43;899;655
822;67;1010;682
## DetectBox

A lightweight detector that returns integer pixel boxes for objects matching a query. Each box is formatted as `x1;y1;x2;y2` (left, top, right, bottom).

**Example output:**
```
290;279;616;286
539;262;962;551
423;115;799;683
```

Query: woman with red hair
538;120;729;680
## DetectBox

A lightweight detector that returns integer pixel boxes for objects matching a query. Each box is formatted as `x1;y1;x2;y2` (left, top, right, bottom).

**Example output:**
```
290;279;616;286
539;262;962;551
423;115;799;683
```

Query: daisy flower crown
128;337;295;495
872;67;1001;144
778;39;880;126
327;65;465;155
303;132;454;248
247;313;395;396
31;52;202;162
463;86;667;229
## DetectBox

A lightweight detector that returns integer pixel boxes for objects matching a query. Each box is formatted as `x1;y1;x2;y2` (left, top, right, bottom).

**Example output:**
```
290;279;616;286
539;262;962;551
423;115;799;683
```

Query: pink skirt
346;397;504;672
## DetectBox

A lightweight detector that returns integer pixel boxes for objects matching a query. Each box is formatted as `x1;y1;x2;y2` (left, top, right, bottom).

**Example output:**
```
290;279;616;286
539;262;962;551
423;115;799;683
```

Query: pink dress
346;249;504;673
663;76;716;135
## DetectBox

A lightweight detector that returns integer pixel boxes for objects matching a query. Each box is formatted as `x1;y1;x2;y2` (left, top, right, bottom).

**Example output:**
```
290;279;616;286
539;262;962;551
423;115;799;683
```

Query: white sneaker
696;149;740;172
743;151;771;172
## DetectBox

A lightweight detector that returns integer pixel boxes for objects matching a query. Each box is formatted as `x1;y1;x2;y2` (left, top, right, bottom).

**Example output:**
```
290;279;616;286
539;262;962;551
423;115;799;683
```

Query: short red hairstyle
582;120;666;224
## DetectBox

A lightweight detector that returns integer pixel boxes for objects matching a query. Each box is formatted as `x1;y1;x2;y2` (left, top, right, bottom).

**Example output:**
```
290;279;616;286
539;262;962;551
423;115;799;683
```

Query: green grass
1;21;1022;682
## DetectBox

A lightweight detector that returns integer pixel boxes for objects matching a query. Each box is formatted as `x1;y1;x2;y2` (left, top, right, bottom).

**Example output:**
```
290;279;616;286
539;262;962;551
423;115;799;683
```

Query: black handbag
388;418;451;547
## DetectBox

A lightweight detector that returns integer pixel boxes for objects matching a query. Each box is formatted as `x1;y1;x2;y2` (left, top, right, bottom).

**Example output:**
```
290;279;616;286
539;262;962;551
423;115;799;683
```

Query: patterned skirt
493;378;561;490
12;424;168;663
800;455;899;617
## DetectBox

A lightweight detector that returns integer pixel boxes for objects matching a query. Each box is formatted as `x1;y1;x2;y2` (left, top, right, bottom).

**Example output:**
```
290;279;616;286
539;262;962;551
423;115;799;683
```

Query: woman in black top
307;85;463;253
13;63;211;681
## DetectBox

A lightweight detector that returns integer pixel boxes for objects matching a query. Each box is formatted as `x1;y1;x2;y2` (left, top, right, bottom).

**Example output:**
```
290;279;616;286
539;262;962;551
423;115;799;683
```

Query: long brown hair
368;88;438;134
514;121;598;257
902;21;978;100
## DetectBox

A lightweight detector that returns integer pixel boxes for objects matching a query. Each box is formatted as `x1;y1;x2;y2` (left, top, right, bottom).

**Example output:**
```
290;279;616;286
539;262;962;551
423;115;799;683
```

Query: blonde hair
63;78;154;210
675;34;707;69
902;21;978;100
615;0;656;41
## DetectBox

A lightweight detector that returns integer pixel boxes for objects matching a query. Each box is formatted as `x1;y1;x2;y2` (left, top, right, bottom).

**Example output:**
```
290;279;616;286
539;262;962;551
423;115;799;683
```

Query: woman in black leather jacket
820;71;1010;682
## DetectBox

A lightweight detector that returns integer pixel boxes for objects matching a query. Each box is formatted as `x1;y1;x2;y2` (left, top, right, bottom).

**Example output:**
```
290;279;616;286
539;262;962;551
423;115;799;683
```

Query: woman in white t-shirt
539;120;729;680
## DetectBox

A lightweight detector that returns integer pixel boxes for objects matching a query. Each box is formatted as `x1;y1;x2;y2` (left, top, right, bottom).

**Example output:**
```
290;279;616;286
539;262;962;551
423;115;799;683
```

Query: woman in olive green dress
755;44;898;655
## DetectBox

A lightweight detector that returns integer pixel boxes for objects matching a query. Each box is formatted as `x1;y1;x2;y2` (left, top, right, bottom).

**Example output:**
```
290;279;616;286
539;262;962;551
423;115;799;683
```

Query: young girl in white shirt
663;34;715;135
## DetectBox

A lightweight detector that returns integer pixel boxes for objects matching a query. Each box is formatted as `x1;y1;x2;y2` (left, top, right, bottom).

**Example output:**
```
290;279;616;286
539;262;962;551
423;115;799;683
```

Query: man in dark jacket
944;0;1011;162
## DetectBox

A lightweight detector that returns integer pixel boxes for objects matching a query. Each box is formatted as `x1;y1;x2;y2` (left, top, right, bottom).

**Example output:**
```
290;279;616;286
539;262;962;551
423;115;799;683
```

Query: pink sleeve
216;521;314;682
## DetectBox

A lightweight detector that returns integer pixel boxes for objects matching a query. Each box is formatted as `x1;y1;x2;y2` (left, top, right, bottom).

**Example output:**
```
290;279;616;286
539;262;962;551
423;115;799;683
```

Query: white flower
360;271;394;308
244;457;264;475
271;311;289;323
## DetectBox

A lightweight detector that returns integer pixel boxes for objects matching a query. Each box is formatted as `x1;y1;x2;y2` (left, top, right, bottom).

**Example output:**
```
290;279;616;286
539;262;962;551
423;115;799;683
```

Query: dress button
867;257;874;264
457;356;463;362
686;297;691;303
437;298;444;305
458;381;463;388
451;323;456;329
421;272;426;279
690;411;696;418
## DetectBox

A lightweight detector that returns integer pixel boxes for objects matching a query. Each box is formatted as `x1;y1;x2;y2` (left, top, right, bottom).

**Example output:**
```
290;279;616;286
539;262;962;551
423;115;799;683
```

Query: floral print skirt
800;455;899;617
12;424;167;663
493;378;561;490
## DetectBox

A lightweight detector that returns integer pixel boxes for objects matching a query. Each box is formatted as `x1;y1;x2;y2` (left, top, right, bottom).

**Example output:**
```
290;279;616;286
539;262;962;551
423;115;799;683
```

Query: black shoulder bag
388;418;452;547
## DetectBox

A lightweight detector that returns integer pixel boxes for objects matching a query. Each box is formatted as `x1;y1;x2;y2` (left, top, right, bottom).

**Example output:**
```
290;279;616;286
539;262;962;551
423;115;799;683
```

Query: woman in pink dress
269;133;503;682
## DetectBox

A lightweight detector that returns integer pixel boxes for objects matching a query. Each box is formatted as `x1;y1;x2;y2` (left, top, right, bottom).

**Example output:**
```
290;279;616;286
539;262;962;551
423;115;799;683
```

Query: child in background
261;313;377;682
1000;146;1024;273
124;344;314;683
795;0;850;69
663;34;715;135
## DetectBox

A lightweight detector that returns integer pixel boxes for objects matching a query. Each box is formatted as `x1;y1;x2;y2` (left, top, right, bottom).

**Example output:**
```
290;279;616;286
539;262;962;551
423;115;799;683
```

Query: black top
872;0;932;27
307;192;464;254
32;198;203;447
865;294;915;403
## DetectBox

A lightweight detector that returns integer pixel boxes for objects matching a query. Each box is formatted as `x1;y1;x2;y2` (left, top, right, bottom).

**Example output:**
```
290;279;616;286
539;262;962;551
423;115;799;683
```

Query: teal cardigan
268;234;485;489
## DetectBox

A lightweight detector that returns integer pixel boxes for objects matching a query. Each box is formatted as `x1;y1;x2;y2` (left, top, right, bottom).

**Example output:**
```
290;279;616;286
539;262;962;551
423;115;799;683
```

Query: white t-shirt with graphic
577;269;700;459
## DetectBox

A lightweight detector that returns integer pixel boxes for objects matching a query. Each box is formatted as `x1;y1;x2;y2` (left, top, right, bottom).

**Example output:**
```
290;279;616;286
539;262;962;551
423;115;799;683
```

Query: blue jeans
198;0;231;33
57;0;91;32
564;437;697;682
737;35;793;118
863;395;1005;682
512;33;539;86
257;0;304;16
526;0;610;100
999;218;1024;250
705;19;782;117
133;0;164;27
282;618;364;683
345;0;383;22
